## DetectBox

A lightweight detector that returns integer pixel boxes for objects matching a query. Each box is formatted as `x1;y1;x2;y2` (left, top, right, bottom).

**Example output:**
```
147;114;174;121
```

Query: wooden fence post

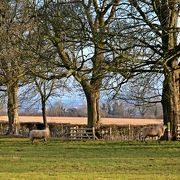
92;127;95;140
168;122;171;142
128;124;131;140
109;127;112;138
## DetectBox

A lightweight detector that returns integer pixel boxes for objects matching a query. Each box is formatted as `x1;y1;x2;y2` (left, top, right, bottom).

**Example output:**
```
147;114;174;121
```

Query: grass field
0;138;180;180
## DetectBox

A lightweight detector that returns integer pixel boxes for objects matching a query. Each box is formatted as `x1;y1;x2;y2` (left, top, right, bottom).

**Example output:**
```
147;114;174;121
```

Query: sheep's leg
157;136;161;143
139;134;143;142
140;135;145;142
140;132;144;142
141;136;145;142
31;138;35;144
144;136;148;143
44;138;47;144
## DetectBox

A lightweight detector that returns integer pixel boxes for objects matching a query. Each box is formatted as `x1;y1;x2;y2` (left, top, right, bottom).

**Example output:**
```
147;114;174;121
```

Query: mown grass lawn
0;138;180;180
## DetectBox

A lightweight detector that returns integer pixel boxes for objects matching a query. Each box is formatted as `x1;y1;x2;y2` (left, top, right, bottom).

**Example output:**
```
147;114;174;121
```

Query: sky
61;95;86;108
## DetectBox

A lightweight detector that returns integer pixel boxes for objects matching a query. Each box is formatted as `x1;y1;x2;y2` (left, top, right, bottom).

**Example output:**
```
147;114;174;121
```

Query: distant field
0;116;163;125
0;139;179;180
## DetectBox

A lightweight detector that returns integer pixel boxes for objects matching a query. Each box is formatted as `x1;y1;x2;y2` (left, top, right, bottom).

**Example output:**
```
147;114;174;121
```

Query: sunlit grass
0;138;180;179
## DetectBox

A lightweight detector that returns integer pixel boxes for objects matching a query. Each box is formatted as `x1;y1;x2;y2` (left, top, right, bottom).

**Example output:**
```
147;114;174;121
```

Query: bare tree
0;1;31;134
34;77;66;127
126;0;180;139
33;0;138;128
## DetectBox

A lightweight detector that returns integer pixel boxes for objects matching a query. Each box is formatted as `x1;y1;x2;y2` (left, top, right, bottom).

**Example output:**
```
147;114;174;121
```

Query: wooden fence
0;122;166;141
67;126;98;140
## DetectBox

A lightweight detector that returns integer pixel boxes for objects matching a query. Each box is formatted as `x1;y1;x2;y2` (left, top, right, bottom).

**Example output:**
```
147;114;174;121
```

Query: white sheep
29;127;50;144
140;124;167;143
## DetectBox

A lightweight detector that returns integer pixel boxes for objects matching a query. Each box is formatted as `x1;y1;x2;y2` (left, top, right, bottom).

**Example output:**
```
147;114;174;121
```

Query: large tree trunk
169;64;180;139
162;58;180;140
160;2;180;140
162;76;172;126
6;83;20;135
7;85;14;134
12;84;20;135
84;90;101;128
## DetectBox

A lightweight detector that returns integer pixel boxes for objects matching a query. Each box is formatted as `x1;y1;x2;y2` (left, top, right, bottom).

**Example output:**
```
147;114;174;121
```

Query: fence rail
67;127;98;140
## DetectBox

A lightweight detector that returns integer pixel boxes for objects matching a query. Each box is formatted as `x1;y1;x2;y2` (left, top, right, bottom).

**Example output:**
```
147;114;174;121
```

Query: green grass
0;138;180;180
